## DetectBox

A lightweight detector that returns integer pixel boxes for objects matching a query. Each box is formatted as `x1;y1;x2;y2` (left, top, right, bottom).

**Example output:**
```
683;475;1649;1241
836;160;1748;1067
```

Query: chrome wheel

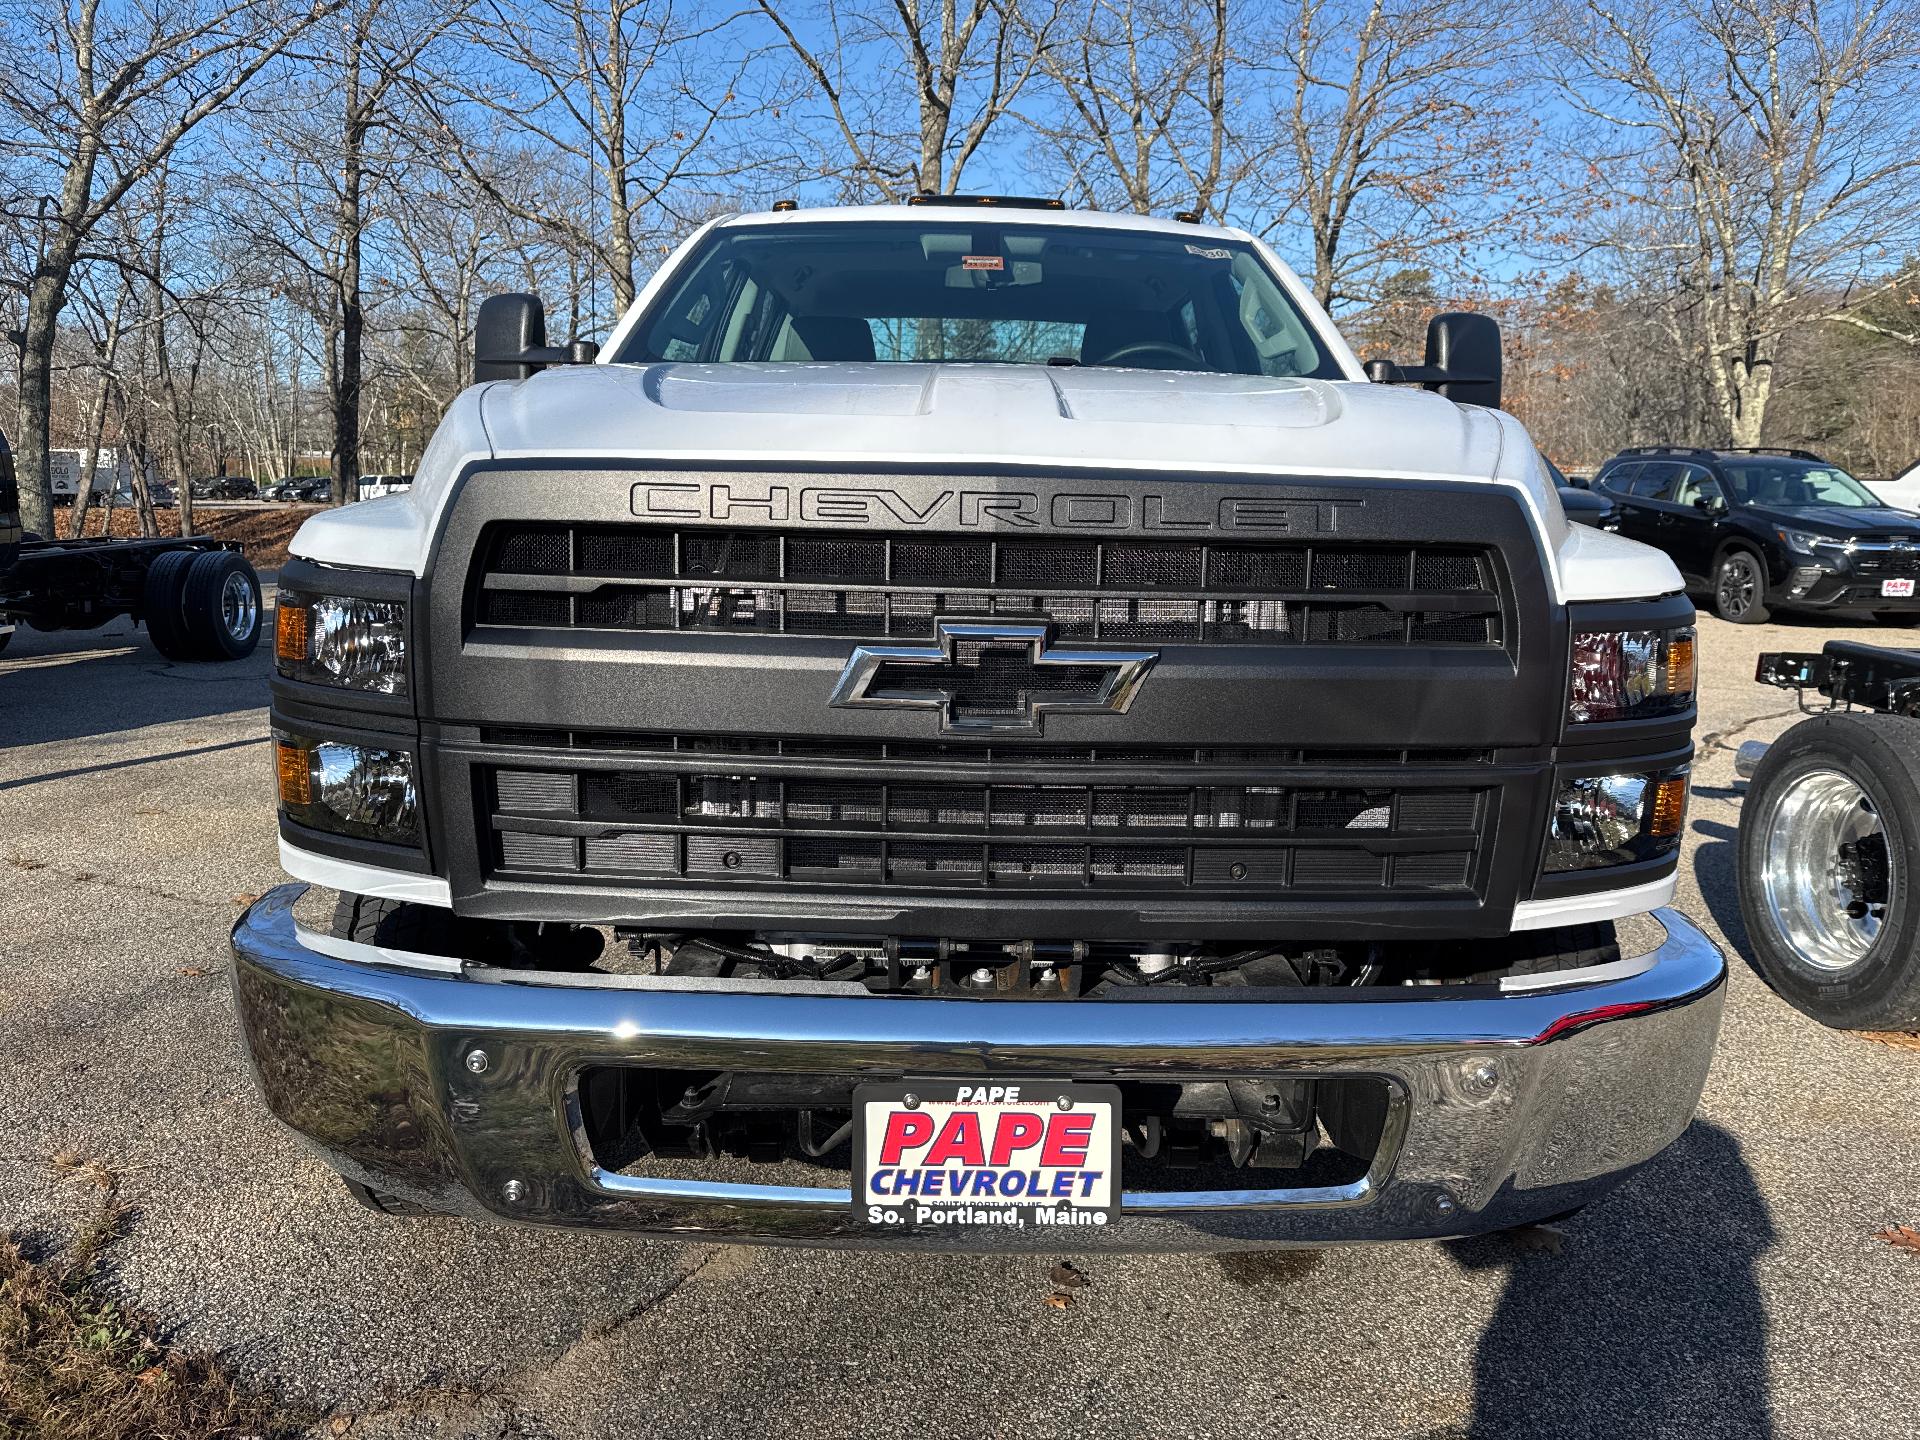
1717;554;1759;620
220;569;258;641
1761;768;1891;971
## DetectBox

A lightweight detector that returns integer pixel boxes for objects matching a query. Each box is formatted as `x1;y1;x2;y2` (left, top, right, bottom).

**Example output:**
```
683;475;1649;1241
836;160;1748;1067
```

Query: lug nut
501;1179;527;1205
464;1049;490;1074
1432;1191;1457;1218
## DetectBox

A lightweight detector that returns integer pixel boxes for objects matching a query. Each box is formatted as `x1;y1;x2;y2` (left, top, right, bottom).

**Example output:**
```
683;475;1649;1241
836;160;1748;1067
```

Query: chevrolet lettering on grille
829;620;1157;735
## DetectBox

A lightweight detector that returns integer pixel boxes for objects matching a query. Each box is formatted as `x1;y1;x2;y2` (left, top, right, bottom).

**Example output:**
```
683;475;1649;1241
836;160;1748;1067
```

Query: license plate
1884;578;1916;598
854;1082;1121;1231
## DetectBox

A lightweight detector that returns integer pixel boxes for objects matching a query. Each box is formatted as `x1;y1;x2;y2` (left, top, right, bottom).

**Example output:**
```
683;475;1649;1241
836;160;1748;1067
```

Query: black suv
193;475;257;501
1592;446;1920;625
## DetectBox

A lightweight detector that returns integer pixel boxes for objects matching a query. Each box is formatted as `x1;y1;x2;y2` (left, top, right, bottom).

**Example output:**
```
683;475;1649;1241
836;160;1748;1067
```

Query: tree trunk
1725;347;1773;448
68;301;127;539
332;39;367;507
15;263;72;539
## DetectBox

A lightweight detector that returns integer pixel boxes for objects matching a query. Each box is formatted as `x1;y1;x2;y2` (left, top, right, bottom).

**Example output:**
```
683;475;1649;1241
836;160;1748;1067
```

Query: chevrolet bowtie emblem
828;620;1158;735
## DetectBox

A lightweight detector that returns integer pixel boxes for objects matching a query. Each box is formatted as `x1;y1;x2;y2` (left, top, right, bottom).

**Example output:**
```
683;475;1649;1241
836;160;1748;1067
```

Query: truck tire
180;550;261;660
1712;547;1770;624
1875;612;1920;627
330;892;450;951
0;629;11;656
141;550;198;659
1737;713;1920;1029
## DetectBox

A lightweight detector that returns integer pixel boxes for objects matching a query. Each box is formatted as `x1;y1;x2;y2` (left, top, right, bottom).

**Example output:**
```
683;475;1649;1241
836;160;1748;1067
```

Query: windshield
1722;458;1882;508
618;221;1341;378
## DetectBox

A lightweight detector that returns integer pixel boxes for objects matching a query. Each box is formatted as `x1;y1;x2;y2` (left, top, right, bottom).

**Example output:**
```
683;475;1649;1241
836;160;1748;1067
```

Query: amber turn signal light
1666;633;1696;697
1650;774;1689;838
275;601;309;663
275;740;312;807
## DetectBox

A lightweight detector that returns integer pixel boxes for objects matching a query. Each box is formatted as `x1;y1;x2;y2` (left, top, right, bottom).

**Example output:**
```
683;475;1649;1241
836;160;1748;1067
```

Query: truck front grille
472;524;1505;647
481;743;1489;896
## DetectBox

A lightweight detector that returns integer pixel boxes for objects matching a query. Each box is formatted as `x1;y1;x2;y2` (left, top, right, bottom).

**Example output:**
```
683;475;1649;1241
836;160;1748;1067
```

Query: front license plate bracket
853;1081;1122;1231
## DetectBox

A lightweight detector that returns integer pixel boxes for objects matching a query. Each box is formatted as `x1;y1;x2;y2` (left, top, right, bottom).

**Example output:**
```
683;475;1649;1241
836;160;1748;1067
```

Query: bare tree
425;0;767;315
1536;0;1920;445
63;273;130;540
756;0;1057;198
1239;0;1524;311
0;0;344;536
1016;0;1229;216
234;0;453;503
1825;267;1920;350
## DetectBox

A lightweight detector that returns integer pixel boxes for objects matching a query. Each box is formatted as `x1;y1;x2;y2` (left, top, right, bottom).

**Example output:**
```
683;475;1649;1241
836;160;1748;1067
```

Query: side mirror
475;293;546;381
474;294;599;381
1422;312;1501;410
1362;311;1502;410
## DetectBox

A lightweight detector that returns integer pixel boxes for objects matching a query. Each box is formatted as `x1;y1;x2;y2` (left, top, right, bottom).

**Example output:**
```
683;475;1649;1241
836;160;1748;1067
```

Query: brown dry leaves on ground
1857;1030;1920;1053
1876;1225;1920;1255
0;1156;296;1439
64;506;313;567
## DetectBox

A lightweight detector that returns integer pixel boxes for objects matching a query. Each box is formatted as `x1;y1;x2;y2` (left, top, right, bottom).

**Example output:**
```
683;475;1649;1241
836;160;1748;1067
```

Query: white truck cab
233;199;1724;1249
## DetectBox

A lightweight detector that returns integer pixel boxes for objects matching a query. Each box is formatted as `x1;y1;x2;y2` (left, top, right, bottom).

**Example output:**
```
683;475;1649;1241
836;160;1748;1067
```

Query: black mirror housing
475;293;550;382
1422;312;1501;410
1364;312;1503;409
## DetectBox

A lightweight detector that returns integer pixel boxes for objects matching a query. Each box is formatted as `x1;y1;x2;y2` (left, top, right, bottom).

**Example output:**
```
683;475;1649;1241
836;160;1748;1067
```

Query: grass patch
0;1160;297;1439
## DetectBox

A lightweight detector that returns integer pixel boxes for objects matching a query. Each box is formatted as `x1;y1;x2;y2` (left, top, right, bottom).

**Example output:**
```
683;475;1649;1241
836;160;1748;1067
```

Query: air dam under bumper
230;886;1725;1252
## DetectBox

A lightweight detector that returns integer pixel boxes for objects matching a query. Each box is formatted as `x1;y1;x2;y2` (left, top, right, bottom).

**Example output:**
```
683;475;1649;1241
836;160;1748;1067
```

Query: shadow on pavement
1447;1121;1774;1439
0;623;269;756
1691;817;1762;980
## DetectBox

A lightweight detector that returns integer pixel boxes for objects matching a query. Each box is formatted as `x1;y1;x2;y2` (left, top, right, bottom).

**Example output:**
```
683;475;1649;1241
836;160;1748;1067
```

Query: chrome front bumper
230;885;1726;1252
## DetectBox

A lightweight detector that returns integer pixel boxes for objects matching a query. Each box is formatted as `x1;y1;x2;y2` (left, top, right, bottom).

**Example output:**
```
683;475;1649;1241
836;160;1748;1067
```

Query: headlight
1777;528;1843;557
276;592;407;695
1542;769;1688;872
1568;626;1694;723
275;734;418;842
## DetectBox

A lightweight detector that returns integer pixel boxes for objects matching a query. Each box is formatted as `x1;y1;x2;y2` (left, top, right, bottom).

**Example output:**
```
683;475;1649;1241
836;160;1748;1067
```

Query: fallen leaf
231;892;261;908
1041;1292;1072;1310
329;1418;354;1437
1049;1261;1089;1289
1857;1030;1920;1053
177;966;209;977
1876;1225;1920;1254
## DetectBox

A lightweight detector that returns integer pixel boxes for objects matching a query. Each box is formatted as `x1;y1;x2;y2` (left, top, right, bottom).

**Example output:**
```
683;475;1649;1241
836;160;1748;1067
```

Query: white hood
289;362;1680;603
476;363;1494;480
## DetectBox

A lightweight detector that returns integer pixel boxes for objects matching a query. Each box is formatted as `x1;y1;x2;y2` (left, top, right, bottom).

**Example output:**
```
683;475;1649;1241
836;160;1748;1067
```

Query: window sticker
961;255;1005;271
1185;244;1232;260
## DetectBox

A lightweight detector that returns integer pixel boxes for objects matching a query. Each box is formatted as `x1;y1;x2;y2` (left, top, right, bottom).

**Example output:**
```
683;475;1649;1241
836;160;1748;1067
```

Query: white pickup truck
1867;458;1920;513
230;198;1723;1249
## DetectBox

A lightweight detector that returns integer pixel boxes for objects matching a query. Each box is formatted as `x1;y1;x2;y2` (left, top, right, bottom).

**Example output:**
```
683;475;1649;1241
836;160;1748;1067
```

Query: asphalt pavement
2;596;1916;1440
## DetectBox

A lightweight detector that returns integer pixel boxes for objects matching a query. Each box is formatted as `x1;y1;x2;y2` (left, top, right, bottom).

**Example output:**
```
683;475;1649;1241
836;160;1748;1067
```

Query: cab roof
713;203;1258;247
